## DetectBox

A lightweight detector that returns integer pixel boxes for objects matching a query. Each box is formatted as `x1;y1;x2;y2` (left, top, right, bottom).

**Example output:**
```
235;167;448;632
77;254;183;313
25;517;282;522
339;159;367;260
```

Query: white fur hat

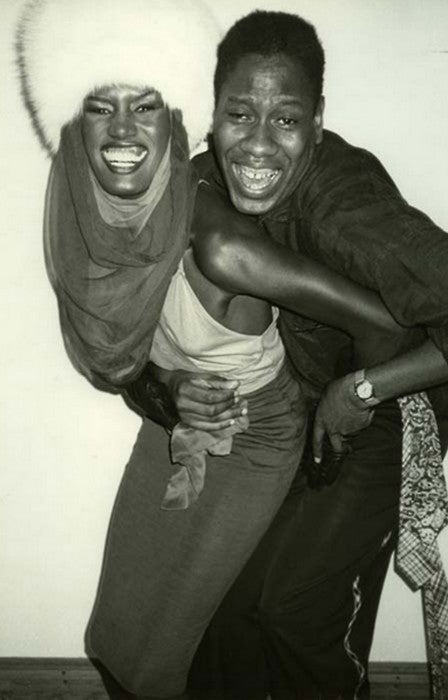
16;0;221;155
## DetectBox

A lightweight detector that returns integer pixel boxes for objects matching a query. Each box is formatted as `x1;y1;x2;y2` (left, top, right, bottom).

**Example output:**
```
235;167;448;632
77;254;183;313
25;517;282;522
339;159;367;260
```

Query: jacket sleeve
300;147;448;363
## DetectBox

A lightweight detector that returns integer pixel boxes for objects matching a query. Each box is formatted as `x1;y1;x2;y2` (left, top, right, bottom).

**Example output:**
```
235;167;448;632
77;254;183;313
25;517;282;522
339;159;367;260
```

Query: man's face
82;84;171;198
213;53;323;215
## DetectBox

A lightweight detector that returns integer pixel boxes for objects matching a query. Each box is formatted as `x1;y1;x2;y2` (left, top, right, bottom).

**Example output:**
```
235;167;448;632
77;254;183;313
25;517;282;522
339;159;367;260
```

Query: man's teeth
233;164;280;191
103;147;147;165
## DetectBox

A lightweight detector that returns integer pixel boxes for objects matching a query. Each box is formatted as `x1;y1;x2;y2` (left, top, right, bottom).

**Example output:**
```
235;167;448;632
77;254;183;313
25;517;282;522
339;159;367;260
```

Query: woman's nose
240;122;277;158
108;111;138;139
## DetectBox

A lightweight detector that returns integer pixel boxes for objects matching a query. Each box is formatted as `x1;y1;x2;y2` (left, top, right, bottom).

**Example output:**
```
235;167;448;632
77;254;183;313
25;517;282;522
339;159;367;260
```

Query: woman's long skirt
85;364;307;697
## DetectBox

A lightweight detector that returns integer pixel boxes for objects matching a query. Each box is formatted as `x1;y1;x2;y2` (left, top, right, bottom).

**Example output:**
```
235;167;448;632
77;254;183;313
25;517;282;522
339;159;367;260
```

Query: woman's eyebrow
133;90;157;101
86;89;157;104
130;90;163;107
85;94;113;104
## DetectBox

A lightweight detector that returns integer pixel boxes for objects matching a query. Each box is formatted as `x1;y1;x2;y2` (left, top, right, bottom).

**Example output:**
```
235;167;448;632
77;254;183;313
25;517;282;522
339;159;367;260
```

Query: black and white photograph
1;1;448;698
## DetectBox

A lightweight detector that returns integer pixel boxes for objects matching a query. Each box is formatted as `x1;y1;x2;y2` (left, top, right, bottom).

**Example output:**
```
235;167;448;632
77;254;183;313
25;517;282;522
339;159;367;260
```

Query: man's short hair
214;10;325;109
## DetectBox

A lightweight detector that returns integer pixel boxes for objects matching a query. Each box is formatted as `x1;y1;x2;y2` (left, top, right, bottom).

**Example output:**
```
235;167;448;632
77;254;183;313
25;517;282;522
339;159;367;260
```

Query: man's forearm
123;363;179;429
312;338;448;459
365;339;448;403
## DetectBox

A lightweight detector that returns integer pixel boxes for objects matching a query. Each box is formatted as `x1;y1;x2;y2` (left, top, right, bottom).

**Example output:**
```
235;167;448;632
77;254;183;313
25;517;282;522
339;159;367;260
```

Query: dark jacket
193;130;448;443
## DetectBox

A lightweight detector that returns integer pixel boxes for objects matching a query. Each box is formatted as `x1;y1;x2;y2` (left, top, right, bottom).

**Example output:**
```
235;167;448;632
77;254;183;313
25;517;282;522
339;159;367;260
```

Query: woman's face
82;84;171;198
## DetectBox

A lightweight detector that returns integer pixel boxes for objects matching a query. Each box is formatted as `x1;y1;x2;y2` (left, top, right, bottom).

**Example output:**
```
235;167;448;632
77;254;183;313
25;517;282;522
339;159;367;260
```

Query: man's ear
314;96;325;144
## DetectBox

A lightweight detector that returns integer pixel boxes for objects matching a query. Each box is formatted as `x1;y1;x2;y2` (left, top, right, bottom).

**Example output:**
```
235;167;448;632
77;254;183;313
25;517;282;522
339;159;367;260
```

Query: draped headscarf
44;111;195;389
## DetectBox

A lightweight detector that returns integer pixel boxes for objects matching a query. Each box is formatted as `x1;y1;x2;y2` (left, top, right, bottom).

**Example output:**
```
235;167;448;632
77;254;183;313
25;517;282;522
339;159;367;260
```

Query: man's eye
227;111;251;122
276;116;298;127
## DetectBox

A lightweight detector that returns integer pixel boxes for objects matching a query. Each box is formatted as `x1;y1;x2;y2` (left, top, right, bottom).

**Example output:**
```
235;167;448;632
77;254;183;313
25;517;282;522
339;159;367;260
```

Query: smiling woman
16;0;219;386
82;86;171;199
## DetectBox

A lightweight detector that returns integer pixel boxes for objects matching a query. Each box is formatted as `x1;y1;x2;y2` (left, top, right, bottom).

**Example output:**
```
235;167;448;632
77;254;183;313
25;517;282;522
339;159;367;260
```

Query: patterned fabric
396;392;448;698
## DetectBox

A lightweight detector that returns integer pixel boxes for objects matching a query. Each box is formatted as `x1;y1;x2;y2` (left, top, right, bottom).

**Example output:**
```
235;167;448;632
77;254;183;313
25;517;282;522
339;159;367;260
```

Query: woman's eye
85;105;111;115
136;103;156;113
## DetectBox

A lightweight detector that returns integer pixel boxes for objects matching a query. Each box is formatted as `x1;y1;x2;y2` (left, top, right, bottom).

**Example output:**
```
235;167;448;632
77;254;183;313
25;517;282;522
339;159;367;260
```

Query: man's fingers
312;419;325;464
191;377;240;400
179;405;243;425
178;396;249;425
181;417;240;432
178;395;240;417
312;419;346;463
192;377;239;391
172;374;248;424
179;399;248;431
327;432;345;454
178;386;234;408
179;378;241;408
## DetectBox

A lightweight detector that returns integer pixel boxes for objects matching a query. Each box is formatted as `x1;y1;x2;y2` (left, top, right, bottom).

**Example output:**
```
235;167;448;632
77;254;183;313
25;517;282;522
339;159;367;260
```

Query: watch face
357;380;373;400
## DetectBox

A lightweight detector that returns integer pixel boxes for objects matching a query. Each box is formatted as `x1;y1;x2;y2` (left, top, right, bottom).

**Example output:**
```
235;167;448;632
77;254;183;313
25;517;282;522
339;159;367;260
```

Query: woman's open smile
101;144;149;174
82;84;170;198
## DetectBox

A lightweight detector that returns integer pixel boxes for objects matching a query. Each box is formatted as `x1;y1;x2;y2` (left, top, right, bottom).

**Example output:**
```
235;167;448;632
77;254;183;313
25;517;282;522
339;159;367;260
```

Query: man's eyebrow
225;94;306;107
275;97;306;107
225;95;253;104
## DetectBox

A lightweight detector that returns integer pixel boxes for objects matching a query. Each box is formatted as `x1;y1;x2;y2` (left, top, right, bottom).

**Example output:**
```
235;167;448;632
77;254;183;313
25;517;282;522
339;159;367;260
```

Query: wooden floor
0;658;445;699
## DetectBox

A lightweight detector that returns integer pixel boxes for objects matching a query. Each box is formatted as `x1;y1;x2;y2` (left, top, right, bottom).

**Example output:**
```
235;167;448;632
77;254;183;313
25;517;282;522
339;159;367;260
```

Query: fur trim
16;0;221;155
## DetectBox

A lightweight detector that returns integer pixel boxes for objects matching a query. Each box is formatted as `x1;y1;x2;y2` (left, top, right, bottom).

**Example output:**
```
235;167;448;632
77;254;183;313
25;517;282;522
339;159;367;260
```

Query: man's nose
240;121;277;158
108;111;138;139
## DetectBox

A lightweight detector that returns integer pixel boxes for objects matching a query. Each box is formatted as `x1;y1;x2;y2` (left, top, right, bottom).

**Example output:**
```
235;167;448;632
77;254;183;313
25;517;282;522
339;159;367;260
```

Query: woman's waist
150;333;285;395
240;362;307;423
230;363;308;464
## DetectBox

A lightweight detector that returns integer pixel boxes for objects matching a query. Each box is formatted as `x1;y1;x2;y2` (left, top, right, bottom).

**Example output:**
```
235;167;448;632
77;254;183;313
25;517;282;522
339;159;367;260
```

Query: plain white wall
1;0;447;661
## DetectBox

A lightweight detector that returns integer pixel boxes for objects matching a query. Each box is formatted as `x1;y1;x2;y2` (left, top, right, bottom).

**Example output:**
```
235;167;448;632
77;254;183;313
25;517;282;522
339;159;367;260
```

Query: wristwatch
353;369;380;407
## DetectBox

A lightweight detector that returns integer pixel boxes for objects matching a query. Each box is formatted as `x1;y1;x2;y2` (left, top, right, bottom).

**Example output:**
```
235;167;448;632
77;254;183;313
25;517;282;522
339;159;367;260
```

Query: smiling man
213;52;323;215
177;10;448;700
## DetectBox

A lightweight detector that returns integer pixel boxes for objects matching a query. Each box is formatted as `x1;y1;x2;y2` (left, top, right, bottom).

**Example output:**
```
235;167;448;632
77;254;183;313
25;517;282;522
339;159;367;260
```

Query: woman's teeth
233;164;280;192
102;146;147;167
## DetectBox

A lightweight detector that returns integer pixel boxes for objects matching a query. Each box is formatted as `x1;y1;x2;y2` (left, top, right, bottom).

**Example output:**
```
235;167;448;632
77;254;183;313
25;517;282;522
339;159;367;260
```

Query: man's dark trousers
188;401;402;700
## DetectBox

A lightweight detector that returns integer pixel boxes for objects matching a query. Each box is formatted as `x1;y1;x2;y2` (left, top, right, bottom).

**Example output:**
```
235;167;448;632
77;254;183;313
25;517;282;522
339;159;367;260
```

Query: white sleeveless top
150;257;285;395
